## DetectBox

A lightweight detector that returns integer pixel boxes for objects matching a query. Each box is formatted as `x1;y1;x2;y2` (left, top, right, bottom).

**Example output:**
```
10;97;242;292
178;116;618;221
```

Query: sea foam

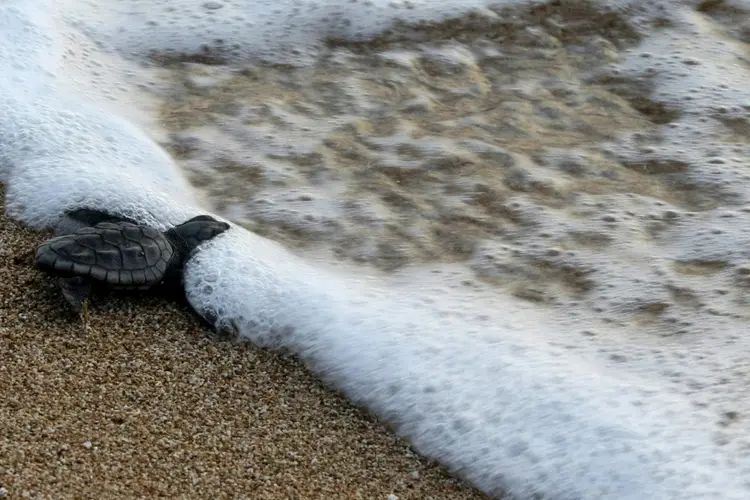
1;0;749;498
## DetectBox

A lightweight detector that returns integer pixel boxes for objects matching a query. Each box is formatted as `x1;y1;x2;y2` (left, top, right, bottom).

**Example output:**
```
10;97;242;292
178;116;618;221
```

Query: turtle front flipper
54;209;139;237
58;276;92;313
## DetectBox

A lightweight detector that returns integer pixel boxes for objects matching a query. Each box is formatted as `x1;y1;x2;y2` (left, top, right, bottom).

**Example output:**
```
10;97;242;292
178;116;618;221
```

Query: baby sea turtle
35;209;230;312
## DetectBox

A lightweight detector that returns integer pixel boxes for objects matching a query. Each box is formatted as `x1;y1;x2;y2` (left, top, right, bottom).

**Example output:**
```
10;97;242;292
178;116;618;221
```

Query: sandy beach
0;188;487;499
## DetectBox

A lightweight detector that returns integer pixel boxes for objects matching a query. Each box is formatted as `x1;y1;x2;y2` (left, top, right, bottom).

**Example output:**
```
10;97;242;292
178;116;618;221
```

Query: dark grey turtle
35;209;230;312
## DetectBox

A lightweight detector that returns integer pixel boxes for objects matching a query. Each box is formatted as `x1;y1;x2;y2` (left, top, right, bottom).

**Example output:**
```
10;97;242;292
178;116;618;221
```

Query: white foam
184;229;748;499
65;0;502;65
2;0;750;499
0;74;202;229
0;1;202;228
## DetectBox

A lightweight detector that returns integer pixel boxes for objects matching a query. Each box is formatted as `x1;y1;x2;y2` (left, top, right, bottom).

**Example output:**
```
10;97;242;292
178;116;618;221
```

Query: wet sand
0;189;488;499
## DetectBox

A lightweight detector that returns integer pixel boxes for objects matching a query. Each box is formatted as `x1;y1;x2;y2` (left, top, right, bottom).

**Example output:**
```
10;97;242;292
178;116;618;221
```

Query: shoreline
0;191;488;499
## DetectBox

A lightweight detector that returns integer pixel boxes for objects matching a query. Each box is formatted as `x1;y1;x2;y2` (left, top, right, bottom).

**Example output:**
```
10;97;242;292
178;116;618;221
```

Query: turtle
34;209;230;313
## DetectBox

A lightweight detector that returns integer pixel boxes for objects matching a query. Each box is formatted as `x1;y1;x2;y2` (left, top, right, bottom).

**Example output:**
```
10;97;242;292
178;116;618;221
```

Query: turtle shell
35;221;175;289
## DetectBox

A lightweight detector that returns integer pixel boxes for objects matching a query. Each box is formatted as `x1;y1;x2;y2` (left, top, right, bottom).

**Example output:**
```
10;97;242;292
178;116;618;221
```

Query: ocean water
2;0;750;498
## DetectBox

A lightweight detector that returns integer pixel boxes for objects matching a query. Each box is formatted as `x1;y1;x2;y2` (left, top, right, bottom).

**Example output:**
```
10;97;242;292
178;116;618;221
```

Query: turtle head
165;215;231;258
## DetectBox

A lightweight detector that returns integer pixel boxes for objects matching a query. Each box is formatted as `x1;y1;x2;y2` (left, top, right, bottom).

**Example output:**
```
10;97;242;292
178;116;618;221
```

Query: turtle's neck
164;228;191;266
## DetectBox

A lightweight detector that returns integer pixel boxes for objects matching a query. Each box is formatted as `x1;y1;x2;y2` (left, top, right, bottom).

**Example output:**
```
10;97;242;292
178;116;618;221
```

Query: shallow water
2;0;750;498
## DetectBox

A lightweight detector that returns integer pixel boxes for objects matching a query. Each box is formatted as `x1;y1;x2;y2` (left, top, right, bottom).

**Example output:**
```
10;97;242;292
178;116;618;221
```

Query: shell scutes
35;221;174;287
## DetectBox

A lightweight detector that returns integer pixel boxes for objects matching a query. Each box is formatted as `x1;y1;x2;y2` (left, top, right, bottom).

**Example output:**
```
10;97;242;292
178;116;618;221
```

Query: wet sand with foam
4;0;750;497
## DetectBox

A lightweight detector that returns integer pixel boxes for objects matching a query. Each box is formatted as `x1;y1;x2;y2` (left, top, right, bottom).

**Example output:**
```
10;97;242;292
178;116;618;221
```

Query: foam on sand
2;0;750;498
183;229;747;499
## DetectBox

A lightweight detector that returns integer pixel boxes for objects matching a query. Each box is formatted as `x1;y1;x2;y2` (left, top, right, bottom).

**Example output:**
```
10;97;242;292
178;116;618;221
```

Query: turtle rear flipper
58;276;91;313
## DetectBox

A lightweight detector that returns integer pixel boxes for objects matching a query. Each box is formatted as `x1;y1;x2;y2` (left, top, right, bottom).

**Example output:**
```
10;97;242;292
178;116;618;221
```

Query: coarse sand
0;189;489;500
